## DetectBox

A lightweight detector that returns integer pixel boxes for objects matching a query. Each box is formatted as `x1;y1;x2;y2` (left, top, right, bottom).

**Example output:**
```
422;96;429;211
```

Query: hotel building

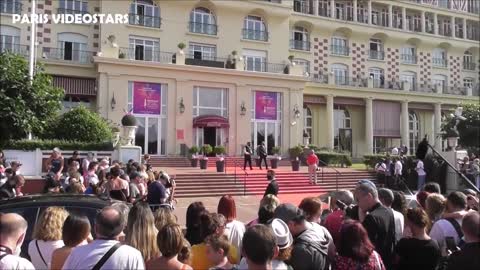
1;0;479;159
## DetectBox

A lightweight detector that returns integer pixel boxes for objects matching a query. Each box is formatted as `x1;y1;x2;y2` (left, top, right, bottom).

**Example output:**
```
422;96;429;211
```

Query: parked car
0;194;119;259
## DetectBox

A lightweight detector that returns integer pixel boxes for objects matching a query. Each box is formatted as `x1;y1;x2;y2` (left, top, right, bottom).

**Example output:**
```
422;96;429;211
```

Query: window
59;0;88;14
401;71;416;90
193;87;228;117
331;37;349;56
0;0;21;14
57;33;88;63
293;0;310;14
128;36;160;62
464;78;474;89
463;51;475;70
304;106;312;141
334;105;352;152
243;49;267;72
293;58;310;76
432;74;447;93
401;46;417;64
129;0;161;28
331;63;348;85
432;48;447;67
188;43;216;61
369;39;384;60
0;26;20;53
369;68;384;88
189;7;217;35
291;26;310;51
243;15;268;41
251;92;282;155
409;111;420;155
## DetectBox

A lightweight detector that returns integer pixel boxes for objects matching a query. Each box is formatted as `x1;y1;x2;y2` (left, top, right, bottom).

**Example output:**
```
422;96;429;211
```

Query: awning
373;101;401;138
193;115;229;128
53;76;96;96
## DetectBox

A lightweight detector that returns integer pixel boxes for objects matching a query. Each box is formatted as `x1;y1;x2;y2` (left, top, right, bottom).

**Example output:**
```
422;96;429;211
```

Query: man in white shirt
394;157;403;188
429;191;468;256
378;188;404;242
416;159;427;191
0;213;35;270
62;206;145;270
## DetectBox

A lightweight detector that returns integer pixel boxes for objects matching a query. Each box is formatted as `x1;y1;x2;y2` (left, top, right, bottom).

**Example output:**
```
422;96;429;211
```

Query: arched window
409;111;420;155
331;63;348;85
463;50;475;70
432;74;448;93
369;67;384;88
304;106;312;141
331;33;349;56
0;25;20;53
129;0;160;28
56;33;88;63
369;38;384;60
189;7;217;35
401;45;417;64
291;26;310;51
334;105;352;152
433;48;447;67
401;71;416;90
243;15;267;41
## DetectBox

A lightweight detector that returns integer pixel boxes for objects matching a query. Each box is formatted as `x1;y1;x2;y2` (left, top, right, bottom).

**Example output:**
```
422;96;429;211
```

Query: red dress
334;251;385;270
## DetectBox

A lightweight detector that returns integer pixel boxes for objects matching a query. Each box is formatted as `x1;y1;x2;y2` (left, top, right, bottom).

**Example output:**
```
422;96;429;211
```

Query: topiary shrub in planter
189;145;199;167
289;145;304;171
200;144;213;169
214;145;226;172
121;114;138;126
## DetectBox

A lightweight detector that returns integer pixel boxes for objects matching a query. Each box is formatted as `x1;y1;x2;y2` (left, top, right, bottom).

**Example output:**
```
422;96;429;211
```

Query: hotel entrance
193;115;228;155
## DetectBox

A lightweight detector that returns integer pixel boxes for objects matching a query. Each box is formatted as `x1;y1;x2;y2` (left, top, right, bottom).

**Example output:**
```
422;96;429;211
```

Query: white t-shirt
429;214;465;256
62;239;145;270
224;220;246;260
395;161;403;176
238;258;291;270
0;252;35;270
392;209;404;242
28;239;64;269
416;160;426;176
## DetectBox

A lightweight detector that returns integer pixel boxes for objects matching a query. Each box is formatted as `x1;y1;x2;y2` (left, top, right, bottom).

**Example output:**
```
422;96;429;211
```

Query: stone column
463;18;467;39
388;4;393;28
433;13;438;35
330;0;335;18
421;11;426;32
401;100;409;147
353;0;358;21
434;103;442;151
314;0;319;16
365;97;374;154
367;0;372;24
402;7;407;30
326;95;335;150
451;16;456;37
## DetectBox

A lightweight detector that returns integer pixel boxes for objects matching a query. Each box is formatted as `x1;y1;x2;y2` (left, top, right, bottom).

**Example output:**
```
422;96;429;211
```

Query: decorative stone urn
121;114;138;146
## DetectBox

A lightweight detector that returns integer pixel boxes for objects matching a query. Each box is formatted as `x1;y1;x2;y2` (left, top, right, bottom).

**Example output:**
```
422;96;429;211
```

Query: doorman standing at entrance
257;142;268;170
244;142;253;170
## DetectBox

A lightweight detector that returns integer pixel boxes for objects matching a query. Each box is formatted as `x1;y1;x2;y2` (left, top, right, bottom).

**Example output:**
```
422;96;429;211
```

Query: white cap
270;218;293;249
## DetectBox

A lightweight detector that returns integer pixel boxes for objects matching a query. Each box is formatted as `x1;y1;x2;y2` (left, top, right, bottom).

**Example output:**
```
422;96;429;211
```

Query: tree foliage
456;103;480;149
0;53;64;143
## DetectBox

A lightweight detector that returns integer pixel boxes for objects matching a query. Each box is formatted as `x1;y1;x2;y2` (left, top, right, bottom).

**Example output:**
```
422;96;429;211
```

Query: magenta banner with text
133;82;161;115
255;91;277;120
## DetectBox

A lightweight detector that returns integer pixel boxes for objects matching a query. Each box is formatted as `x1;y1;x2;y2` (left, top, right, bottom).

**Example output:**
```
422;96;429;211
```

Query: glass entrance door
135;116;161;155
251;121;280;155
338;128;352;154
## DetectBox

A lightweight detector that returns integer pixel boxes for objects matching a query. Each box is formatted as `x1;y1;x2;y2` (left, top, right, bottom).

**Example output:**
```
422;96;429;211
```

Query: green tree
456;103;480;149
45;106;112;142
0;52;64;143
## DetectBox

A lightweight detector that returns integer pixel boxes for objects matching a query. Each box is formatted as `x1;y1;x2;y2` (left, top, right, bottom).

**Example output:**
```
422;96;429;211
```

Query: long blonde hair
125;202;160;262
33;207;69;241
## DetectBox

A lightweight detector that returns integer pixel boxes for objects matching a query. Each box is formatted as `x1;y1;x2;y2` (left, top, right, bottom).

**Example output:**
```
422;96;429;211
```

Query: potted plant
270;146;281;169
441;115;461;150
289;145;304;171
177;42;186;54
121;111;138;146
189;145;199;167
118;52;126;59
214;145;226;172
200;144;213;169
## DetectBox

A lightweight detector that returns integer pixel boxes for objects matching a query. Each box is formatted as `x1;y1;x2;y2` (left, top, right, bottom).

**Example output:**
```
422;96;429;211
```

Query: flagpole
28;0;36;140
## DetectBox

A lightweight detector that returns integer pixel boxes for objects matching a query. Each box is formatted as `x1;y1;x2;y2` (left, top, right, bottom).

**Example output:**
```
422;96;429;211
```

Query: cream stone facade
1;0;479;158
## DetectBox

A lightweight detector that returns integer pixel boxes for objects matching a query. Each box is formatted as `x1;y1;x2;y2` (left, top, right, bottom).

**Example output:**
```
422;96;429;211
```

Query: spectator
466;194;479;211
218;195;245;260
178;240;192;267
395;208;441;270
378;188;404;242
355;180;396;269
0;213;35;269
28;206;68;269
9;161;22;176
111;202;130;243
323;190;354;244
62;206;145;269
417;191;430;209
274;203;334;270
43;175;62;194
143;154;151;166
375;159;387;186
65;166;84;189
154;207;178;232
185;202;207;245
392;191;408;216
425;193;446;232
125;202;160;262
99;159;110;172
0;150;6;167
298;197;323;224
469;159;480;190
424;182;442;194
147;173;167;207
50;213;91;270
242;225;277;270
159;172;176;207
205;234;237;270
0;175;25;199
81;152;95;178
191;213;239;270
416;159;427;191
84;161;99;194
66;181;84;194
263;170;279;197
394;157;403;187
429;191;468;256
334;220;385;270
46;148;64;181
306;150;319;184
446;211;480;270
247;194;280;227
67;151;81;169
106;166;129;201
129;172;145;203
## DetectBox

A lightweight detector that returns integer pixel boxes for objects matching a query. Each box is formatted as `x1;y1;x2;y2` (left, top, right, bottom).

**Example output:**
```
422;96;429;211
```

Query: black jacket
263;180;279;197
447;242;480;270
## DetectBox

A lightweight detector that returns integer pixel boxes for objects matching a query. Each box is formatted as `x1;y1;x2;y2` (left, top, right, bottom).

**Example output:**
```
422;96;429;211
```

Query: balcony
0;1;21;14
119;47;173;63
432;58;448;68
184;54;227;68
189;22;217;35
290;40;310;51
401;54;417;64
333;76;367;87
0;43;28;57
330;45;349;56
57;8;88;15
244;61;286;74
463;62;476;71
368;50;385;60
293;0;313;15
43;47;93;64
129;13;161;28
242;29;268;41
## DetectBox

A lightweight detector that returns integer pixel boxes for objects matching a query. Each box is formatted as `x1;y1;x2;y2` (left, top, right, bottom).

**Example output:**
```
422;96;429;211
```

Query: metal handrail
317;159;342;191
233;159;249;196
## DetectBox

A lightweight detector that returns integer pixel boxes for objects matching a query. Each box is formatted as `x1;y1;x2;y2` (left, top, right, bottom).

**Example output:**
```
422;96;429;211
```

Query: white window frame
409;111;420;155
331;63;348;85
190;7;216;34
59;0;88;13
463;51;474;70
243;49;267;72
189;43;216;61
0;25;20;53
463;77;474;88
304;106;313;141
0;0;21;14
401;46;416;64
128;36;160;62
433;48;447;67
369;67;384;88
292;26;309;50
243;15;267;40
369;38;384;60
57;33;88;63
129;0;160;28
193;86;228;118
334;105;351;151
432;74;447;92
331;36;348;56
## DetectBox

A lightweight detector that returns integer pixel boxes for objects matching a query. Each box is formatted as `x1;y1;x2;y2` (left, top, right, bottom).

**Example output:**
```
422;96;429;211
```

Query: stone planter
291;160;300;171
270;158;279;169
216;160;225;172
200;158;208;169
190;158;198;167
122;126;137;146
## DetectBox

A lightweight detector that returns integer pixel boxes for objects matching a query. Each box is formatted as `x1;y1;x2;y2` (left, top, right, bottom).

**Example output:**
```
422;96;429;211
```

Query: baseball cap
10;161;22;167
274;203;304;224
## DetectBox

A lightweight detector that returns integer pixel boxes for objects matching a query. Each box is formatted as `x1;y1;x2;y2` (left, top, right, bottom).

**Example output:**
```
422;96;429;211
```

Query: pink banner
133;82;161;115
255;91;277;120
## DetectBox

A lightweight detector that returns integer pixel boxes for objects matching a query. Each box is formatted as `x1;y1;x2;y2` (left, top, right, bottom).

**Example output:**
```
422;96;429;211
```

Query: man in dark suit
263;170;278;197
257;142;268;170
244;142;253;170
